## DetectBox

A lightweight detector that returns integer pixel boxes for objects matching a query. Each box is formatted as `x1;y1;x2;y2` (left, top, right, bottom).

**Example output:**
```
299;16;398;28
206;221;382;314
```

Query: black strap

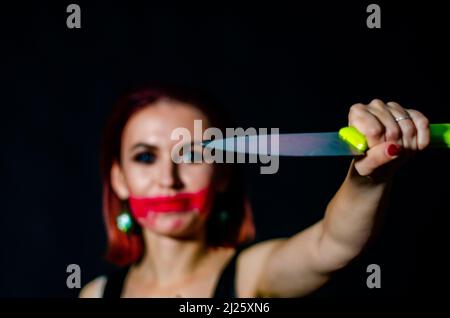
102;265;131;298
213;242;254;298
102;243;252;298
212;248;240;298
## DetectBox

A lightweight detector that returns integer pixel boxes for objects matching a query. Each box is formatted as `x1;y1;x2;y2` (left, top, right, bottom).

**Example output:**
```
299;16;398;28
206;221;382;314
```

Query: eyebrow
130;143;158;151
130;140;205;152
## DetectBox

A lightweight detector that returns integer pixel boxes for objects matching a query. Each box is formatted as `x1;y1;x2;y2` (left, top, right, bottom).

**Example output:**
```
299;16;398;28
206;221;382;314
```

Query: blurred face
111;98;222;238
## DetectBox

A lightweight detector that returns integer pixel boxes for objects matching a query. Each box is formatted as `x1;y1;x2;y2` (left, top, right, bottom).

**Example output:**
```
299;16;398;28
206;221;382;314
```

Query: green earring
116;209;134;233
219;210;229;224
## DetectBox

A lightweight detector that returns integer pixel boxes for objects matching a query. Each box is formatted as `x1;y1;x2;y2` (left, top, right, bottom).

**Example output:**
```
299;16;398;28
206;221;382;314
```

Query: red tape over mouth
129;186;212;219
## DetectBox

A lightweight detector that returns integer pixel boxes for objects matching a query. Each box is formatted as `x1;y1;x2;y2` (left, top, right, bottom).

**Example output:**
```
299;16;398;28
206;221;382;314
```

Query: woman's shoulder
79;275;107;298
237;238;286;265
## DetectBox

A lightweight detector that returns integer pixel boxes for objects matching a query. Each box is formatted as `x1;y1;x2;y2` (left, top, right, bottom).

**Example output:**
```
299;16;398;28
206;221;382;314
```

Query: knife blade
202;132;364;157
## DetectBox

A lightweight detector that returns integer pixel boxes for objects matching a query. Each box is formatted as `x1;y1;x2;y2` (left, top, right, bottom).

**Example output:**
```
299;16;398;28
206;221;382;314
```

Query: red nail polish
387;144;401;157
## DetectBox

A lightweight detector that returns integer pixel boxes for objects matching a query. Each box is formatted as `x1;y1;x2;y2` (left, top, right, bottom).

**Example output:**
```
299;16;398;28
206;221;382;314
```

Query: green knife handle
430;123;450;148
339;123;450;152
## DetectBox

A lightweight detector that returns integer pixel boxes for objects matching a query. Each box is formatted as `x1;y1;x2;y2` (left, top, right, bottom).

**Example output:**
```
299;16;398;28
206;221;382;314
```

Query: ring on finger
394;115;412;123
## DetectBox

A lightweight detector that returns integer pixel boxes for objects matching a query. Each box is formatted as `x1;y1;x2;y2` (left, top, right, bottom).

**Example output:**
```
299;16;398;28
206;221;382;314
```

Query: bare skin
80;98;430;298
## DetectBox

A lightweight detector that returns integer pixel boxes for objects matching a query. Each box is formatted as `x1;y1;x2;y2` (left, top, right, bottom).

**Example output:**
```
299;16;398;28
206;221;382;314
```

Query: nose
156;155;183;190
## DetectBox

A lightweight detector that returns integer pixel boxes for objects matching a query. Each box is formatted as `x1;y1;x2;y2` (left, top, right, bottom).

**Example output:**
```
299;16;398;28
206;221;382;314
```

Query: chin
138;211;206;238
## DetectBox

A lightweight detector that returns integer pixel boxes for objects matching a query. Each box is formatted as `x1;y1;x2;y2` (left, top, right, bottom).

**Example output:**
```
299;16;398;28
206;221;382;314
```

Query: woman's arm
243;99;430;297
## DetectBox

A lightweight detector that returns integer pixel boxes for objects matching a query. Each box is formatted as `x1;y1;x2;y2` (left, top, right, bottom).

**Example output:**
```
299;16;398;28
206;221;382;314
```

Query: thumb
354;142;402;176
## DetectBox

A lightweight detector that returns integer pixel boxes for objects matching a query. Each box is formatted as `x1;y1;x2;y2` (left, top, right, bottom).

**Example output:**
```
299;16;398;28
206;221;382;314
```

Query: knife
201;123;450;157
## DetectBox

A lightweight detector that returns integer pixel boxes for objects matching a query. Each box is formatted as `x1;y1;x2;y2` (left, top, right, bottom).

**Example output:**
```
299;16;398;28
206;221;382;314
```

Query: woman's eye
133;152;156;164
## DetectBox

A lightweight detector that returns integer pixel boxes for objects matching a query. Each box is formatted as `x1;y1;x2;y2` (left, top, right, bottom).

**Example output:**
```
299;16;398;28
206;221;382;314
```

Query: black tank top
102;244;250;298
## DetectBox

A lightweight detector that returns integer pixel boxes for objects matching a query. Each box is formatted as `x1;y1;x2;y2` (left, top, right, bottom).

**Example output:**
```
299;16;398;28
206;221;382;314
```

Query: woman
80;83;430;297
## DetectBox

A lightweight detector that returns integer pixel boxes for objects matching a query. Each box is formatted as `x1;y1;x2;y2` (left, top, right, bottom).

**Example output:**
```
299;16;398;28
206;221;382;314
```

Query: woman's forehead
122;100;211;145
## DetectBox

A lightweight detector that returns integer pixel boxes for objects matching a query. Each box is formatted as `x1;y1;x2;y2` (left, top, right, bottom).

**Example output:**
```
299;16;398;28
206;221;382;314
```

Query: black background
0;1;448;301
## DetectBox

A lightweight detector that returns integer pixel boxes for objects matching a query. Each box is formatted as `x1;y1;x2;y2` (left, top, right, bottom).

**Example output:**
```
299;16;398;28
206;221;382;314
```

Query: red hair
100;83;255;266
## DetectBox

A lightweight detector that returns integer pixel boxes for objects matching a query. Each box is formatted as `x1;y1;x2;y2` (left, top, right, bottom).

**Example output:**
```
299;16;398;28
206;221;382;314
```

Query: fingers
405;109;430;150
348;99;430;178
348;103;386;148
386;102;418;150
366;99;401;144
348;99;427;152
354;141;401;176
